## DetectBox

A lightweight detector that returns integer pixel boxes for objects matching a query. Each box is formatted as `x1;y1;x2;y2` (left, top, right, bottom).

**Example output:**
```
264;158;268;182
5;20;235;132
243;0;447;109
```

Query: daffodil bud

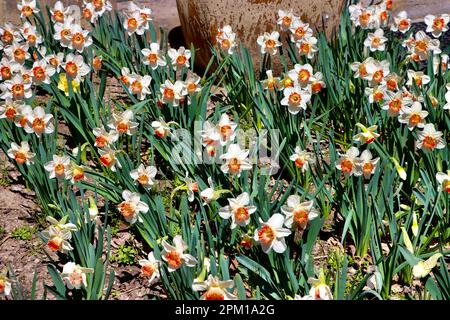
412;253;442;278
391;157;407;181
194;257;211;283
400;204;411;211
88;196;98;221
411;212;419;237
401;227;414;253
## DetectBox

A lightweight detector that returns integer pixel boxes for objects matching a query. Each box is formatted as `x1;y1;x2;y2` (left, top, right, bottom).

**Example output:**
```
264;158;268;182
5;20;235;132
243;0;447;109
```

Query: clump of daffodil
57;73;80;96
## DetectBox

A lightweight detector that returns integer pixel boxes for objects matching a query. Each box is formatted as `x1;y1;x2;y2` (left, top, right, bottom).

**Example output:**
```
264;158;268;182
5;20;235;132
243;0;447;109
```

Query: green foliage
11;226;36;241
110;244;138;265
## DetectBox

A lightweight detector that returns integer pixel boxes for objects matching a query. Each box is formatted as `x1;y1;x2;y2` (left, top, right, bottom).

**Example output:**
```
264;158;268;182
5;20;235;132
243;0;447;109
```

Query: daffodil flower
141;43;167;70
130;164;157;189
296;36;318;59
354;150;379;179
184;72;202;96
304;270;333;300
0;23;20;49
0;74;32;101
281;195;318;230
220;144;252;177
406;70;431;88
382;91;412;117
31;59;55;85
289;19;313;43
160;79;185;107
192;275;237;300
7;141;35;165
349;4;374;29
0;99;21;120
200;121;221;156
139;252;161;284
44;155;70;180
50;1;70;23
0;274;12;297
61;53;90;83
398;101;428;130
254;213;291;254
67;24;92;53
92;127;119;148
364;28;388;52
45;216;78;233
127;74;152;101
168;46;191;70
424;14;449;38
309;71;326;94
18;0;39;18
108;109;139;136
41;226;74;253
151;119;171;138
277;9;297;31
219;192;256;229
336;146;360;177
217;113;237;145
416;124;445;151
280;85;311;114
364;85;386;104
257;31;282;56
123;10;144;36
0;57;20;81
14;103;32;128
289;146;314;173
288;63;314;88
98;146;121;172
66;163;87;183
350;57;375;80
391;11;411;34
127;2;152;32
366;59;390;87
353;123;380;144
53;17;75;47
3;42;30;65
45;52;64;72
216;25;237;55
161;235;197;272
20;21;43;47
436;171;450;194
61;262;94;289
118;190;149;224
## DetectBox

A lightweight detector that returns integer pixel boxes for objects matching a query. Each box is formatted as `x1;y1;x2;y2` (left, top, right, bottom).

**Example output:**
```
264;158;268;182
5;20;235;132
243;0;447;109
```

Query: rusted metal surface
176;0;345;70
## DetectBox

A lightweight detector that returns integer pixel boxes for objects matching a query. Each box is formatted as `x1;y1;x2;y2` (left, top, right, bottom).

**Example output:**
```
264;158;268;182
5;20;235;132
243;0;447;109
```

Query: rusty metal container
176;0;345;70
